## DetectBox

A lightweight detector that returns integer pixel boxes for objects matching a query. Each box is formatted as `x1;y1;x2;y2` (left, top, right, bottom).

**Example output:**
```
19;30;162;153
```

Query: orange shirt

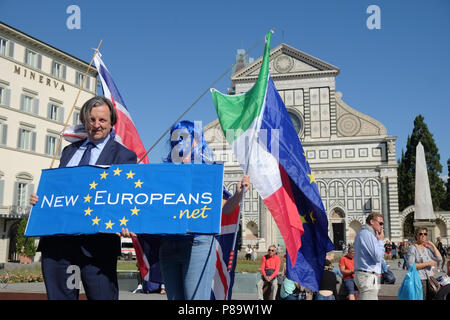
260;254;281;280
339;255;355;279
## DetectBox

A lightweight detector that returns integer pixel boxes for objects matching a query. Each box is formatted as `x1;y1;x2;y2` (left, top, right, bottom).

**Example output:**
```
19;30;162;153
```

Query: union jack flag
211;205;240;300
93;51;149;163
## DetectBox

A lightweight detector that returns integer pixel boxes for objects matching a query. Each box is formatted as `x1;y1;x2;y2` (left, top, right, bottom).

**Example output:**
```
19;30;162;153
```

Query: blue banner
25;163;224;236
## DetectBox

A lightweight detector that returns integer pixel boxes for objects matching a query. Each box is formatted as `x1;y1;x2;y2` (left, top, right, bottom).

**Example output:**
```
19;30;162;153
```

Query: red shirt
339;255;355;279
260;254;281;280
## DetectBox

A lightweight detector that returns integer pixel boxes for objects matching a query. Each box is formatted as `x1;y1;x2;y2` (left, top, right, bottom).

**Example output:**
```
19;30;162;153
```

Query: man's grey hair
79;96;117;126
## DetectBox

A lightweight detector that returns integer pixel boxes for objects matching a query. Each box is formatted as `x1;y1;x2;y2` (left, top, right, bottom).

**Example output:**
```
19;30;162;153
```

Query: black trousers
41;245;118;300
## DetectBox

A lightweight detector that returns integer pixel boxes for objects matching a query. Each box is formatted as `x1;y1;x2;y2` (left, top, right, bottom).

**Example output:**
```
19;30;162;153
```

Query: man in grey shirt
353;212;385;300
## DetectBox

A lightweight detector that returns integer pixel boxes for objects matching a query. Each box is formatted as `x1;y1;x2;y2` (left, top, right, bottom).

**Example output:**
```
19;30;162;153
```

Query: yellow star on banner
100;171;109;180
92;216;100;226
89;181;98;189
307;172;316;184
119;217;129;226
126;170;135;179
130;206;140;216
105;220;115;230
134;179;143;188
84;194;92;203
300;214;308;224
309;211;317;223
84;207;93;216
303;152;308;162
113;167;122;176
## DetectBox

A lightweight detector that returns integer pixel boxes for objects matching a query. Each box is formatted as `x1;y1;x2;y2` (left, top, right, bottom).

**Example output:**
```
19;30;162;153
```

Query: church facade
204;43;402;252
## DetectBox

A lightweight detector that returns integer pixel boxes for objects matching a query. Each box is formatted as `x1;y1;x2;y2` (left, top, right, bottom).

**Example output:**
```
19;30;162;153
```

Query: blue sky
1;0;449;177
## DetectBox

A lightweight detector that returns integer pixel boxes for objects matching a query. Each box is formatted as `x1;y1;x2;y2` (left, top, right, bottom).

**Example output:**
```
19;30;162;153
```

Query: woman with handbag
407;227;442;300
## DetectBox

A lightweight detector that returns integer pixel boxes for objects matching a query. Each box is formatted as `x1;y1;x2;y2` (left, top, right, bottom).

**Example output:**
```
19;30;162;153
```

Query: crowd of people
259;212;449;301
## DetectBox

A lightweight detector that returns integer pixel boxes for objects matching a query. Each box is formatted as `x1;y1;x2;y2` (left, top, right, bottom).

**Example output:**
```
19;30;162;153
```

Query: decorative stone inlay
337;113;361;136
274;55;294;73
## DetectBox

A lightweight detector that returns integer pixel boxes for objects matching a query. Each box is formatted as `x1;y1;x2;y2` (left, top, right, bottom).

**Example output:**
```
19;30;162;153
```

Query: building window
0;86;10;106
47;103;64;122
0;119;7;146
17;127;36;152
13;173;34;211
75;71;90;90
0;37;14;58
16;182;28;207
0;173;4;206
52;61;66;80
22;95;33;113
25;49;42;69
20;94;39;115
45;135;60;156
73;109;81;125
0;38;6;56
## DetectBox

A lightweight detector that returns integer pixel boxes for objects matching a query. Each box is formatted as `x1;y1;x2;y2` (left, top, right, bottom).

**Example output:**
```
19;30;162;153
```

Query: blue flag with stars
25;163;224;236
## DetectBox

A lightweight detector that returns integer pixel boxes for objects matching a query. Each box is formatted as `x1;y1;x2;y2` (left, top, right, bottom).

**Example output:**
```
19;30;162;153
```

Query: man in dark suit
30;96;137;299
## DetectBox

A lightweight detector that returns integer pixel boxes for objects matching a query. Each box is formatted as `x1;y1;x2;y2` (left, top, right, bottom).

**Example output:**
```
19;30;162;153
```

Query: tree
444;159;450;210
15;218;36;258
397;115;446;211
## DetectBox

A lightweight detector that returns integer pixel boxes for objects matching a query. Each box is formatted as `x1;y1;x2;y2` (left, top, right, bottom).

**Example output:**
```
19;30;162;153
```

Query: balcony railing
6;205;31;218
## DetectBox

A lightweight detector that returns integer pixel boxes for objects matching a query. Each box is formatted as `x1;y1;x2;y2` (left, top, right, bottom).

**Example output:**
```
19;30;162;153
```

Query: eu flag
261;77;335;292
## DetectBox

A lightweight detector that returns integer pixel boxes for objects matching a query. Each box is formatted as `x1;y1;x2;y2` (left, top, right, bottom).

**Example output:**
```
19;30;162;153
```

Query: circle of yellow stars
83;167;144;231
300;151;318;225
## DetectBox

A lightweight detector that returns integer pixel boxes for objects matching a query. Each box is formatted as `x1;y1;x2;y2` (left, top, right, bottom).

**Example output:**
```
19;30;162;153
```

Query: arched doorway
403;212;415;240
330;208;345;250
435;219;447;239
8;221;20;262
348;220;362;243
244;221;258;240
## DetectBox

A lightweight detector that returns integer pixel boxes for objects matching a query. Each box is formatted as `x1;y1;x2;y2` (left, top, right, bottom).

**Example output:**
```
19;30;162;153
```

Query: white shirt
66;134;111;167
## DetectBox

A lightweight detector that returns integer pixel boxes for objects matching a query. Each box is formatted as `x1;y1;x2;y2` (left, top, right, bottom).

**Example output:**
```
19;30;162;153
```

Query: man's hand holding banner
25;163;224;236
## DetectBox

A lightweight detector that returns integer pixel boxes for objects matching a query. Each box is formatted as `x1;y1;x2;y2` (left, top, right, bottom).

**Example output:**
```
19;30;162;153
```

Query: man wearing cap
353;212;385;300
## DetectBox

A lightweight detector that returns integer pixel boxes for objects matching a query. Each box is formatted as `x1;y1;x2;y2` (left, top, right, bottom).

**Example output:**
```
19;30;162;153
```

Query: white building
204;43;403;252
0;22;96;263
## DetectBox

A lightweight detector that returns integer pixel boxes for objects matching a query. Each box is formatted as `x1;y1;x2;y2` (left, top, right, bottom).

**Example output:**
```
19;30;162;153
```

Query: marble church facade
204;43;402;252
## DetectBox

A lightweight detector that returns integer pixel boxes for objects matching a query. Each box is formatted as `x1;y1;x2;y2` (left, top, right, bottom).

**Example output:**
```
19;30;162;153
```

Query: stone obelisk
413;141;436;241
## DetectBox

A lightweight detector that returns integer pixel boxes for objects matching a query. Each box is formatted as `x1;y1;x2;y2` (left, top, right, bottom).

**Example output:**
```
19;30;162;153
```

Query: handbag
426;274;441;297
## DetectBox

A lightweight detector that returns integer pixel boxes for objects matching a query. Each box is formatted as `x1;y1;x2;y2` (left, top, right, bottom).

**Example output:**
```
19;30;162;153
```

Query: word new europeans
25;163;224;237
40;191;213;220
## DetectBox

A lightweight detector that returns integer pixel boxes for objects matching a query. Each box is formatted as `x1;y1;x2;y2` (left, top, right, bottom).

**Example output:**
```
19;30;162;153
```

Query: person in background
326;251;343;281
391;242;398;259
353;212;385;300
257;245;281;300
252;245;258;262
400;241;410;270
339;246;356;300
407;227;442;300
245;244;253;261
436;237;446;272
315;260;338;300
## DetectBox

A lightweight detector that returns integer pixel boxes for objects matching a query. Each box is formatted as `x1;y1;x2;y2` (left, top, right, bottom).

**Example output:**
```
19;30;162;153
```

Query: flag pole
49;40;103;168
226;30;274;272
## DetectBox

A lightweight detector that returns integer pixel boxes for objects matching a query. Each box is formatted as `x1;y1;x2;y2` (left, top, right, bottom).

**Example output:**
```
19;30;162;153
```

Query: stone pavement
0;258;446;300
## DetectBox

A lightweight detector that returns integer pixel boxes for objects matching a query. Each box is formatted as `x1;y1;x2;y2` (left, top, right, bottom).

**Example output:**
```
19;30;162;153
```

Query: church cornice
231;43;339;83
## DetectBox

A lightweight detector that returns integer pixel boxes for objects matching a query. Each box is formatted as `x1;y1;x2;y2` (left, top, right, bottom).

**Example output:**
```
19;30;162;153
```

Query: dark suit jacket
37;136;137;258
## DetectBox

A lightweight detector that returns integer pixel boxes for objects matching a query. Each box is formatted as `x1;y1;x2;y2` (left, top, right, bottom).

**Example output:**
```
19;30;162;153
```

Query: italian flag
211;32;306;266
